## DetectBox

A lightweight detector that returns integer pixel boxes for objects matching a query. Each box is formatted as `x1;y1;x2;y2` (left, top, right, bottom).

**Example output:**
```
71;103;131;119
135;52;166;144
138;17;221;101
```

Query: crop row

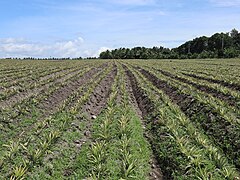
0;66;80;101
0;62;111;179
24;62;114;179
136;66;240;169
123;63;239;179
153;68;240;109
1;59;239;179
77;62;152;179
136;59;240;87
0;63;107;149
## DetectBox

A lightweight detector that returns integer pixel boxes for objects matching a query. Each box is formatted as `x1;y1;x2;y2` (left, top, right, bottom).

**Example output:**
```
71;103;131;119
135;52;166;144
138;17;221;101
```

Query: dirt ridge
153;67;239;107
123;64;163;180
0;67;90;109
138;67;240;169
182;72;240;91
39;64;108;116
82;64;117;117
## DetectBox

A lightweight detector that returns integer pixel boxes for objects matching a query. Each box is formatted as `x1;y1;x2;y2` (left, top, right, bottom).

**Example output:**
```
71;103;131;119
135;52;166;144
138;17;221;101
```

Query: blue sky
0;0;240;58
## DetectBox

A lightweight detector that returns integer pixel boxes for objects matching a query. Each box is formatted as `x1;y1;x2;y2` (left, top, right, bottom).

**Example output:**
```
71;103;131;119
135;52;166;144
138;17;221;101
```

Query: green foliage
10;165;28;180
1;59;240;180
100;29;240;59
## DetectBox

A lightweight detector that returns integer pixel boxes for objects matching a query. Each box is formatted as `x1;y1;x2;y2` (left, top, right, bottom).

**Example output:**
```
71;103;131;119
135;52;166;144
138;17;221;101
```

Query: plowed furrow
182;72;240;91
155;68;239;107
138;67;240;169
123;65;163;180
0;68;84;109
39;65;107;116
82;65;117;117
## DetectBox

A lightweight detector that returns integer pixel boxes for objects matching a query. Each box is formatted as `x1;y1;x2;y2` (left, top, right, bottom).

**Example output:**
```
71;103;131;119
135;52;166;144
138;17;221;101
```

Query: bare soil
138;67;240;169
182;72;240;91
155;68;239;107
123;64;163;180
82;65;117;117
39;65;108;116
0;67;87;109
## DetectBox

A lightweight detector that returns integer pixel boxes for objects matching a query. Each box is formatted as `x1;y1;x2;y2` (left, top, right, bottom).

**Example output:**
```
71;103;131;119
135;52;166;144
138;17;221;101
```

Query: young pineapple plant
10;165;28;180
88;141;108;179
3;141;21;160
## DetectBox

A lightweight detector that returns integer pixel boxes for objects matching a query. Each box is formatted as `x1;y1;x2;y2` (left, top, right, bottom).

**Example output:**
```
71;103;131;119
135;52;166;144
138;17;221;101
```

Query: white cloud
0;37;97;58
0;37;27;44
210;0;240;7
93;47;112;57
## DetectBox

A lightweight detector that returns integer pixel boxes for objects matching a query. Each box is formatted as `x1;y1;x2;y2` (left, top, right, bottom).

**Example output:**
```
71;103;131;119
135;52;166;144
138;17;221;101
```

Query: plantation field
0;59;240;179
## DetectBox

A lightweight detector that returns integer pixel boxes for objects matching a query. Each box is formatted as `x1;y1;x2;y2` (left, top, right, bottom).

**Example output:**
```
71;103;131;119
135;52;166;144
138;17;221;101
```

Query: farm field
0;59;240;179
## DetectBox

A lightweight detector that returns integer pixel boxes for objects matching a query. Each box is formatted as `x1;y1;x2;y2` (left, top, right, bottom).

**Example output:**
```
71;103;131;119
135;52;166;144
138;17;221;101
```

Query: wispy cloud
0;37;104;58
0;38;28;44
210;0;240;7
0;0;240;58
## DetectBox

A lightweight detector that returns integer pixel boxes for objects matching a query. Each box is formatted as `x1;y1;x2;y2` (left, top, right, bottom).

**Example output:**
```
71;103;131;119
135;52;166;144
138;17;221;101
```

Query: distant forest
100;29;240;59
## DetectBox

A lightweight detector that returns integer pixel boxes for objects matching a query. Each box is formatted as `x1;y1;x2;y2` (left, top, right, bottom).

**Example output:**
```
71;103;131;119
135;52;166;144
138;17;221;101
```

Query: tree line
99;29;240;59
4;57;97;60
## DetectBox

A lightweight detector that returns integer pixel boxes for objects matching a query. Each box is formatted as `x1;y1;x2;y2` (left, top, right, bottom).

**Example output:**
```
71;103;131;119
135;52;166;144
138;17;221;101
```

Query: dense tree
100;29;240;59
100;46;174;59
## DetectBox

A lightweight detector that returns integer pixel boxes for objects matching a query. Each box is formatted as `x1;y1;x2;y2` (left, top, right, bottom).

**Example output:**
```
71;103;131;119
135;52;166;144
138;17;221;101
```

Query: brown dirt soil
0;67;87;109
0;68;45;87
39;68;71;81
1;64;108;145
82;65;117;117
64;67;107;111
39;65;108;116
153;68;239;107
59;65;117;177
0;68;70;96
124;68;143;118
61;65;117;177
182;72;240;91
123;64;163;180
0;67;34;79
0;87;4;93
138;67;240;169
